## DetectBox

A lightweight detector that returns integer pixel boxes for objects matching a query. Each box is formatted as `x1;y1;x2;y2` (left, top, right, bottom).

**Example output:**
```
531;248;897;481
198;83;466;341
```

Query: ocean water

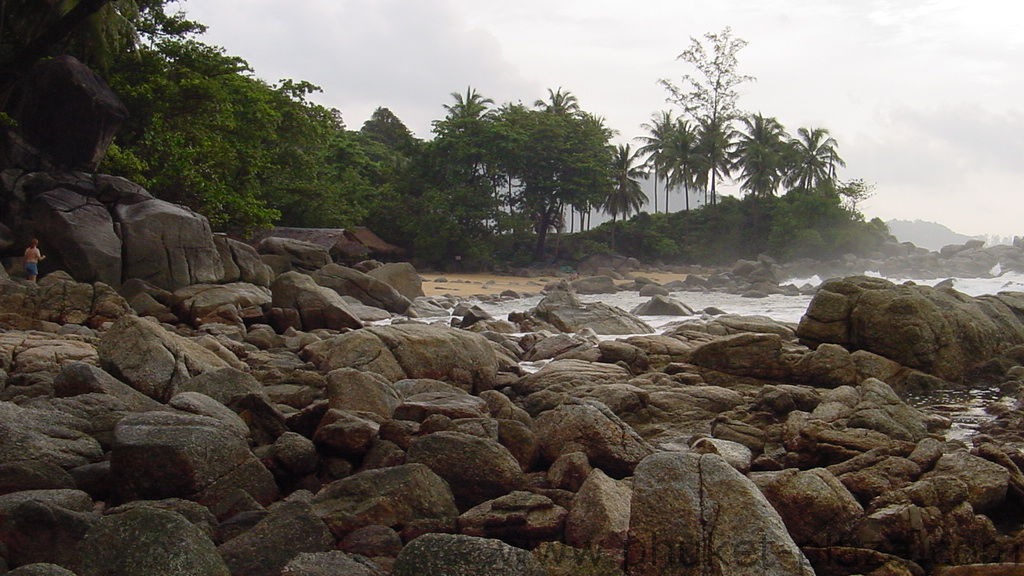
472;269;1024;331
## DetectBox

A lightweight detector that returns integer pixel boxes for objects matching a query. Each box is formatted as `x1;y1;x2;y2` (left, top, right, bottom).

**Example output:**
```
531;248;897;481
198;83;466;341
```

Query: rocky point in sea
5;55;1024;576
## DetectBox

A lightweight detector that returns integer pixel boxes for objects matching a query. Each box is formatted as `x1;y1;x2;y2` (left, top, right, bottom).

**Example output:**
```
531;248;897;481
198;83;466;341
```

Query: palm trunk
653;169;659;213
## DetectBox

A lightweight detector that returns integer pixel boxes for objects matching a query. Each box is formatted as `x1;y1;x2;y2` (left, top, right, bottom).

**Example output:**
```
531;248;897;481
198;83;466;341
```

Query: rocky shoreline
2;259;1024;575
3;54;1024;575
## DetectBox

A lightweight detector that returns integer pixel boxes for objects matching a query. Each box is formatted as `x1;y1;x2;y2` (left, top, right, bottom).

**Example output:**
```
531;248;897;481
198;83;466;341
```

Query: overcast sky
176;0;1024;238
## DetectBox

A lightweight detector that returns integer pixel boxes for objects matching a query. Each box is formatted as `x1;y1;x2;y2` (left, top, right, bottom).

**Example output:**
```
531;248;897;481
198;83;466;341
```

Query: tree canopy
1;9;887;268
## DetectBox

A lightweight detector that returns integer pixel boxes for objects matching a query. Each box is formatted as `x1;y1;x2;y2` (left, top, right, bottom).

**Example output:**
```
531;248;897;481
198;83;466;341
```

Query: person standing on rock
23;238;44;282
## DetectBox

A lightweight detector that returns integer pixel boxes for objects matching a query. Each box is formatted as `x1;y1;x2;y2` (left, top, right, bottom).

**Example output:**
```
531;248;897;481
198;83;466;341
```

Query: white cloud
175;0;1024;236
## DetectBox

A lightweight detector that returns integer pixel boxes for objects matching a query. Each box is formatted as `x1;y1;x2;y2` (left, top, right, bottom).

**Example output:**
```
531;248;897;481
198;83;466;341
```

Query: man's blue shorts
25;262;37;276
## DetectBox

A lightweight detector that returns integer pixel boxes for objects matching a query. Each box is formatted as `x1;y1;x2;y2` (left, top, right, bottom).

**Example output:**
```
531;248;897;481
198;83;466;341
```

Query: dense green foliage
575;189;890;265
1;5;890;267
104;37;384;234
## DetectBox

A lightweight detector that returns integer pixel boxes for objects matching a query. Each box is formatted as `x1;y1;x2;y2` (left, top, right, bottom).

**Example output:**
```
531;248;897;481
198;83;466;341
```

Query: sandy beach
418;271;688;298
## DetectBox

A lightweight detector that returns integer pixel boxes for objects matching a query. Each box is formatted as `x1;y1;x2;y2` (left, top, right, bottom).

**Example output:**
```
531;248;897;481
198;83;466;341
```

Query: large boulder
270;271;363;332
533;400;654;478
6;564;80;576
751;467;864;547
689;332;859;388
171;282;271;328
313;263;411;314
631;295;694;317
0;461;76;495
406;431;525;510
512;359;636;411
0;330;99;377
326;367;401;419
527;290;654;335
258;237;331;272
109;411;278;512
282;551;385;576
217;499;335;576
0;401;103;469
98;315;234;402
5;55;127;171
392;533;546;576
572;275;619;294
29;185;121;285
0;275;131;327
921;450;1010;513
54;362;163;409
565;468;632;561
302;324;502;393
213;234;274;286
392;390;489;422
72;506;229;576
366;262;424;300
310;463;459;537
116;198;224;290
797;276;1024;382
458;491;567;546
626;452;813;576
0;489;97;567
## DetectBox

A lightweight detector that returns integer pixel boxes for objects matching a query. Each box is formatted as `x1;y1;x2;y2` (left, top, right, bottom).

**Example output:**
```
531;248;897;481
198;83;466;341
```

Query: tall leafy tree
837;178;874;215
784;126;845;193
636;110;675;213
0;0;199;91
569;111;615;231
660;27;754;205
731;113;789;199
499;101;612;260
360;106;418;155
105;38;282;232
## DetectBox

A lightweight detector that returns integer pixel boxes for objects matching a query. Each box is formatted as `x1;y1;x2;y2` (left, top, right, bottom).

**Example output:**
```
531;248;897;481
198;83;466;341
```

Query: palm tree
603;143;647;248
636;110;675;213
442;86;494;121
604;144;647;221
784;127;846;193
695;115;732;206
662;119;702;211
535;87;579;115
731;113;789;199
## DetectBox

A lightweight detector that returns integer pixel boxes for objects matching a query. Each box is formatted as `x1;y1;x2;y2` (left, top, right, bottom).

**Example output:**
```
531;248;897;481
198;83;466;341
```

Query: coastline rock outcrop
0;276;1021;574
312;263;410;314
302;324;504;393
518;289;654;335
797;276;1024;382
